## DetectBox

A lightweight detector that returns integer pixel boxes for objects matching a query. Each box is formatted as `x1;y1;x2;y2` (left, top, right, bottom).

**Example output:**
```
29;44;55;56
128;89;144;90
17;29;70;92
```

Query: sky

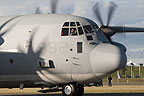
0;0;144;64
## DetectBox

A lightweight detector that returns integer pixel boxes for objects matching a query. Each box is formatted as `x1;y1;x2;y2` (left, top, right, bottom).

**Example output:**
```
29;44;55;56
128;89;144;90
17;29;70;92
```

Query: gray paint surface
0;14;126;88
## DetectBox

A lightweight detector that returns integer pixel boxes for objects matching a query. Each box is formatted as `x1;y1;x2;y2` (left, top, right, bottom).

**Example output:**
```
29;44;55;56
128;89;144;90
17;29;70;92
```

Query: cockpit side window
61;22;70;36
78;27;84;35
83;25;94;34
86;35;93;40
76;22;84;35
83;25;94;41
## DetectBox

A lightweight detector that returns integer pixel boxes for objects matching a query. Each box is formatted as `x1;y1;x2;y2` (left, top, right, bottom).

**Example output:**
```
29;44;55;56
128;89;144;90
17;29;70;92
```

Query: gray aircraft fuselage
0;14;126;88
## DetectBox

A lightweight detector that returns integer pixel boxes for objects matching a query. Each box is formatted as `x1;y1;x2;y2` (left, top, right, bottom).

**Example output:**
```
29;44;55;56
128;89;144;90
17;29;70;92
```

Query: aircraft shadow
84;93;144;96
4;93;144;96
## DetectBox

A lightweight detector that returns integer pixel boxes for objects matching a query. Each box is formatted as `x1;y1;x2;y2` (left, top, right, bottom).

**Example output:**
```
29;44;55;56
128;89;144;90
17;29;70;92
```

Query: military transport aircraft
0;0;144;96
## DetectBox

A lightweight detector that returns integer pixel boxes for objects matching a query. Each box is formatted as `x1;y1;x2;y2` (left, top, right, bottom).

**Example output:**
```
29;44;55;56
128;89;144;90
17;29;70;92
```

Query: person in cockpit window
70;28;77;36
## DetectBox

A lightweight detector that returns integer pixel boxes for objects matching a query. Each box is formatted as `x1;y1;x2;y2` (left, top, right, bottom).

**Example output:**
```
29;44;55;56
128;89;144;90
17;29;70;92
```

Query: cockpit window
76;22;80;26
70;28;77;36
63;22;69;27
83;25;94;41
83;25;94;34
61;22;84;36
78;27;84;35
86;35;93;40
61;28;69;36
92;24;99;29
70;22;76;26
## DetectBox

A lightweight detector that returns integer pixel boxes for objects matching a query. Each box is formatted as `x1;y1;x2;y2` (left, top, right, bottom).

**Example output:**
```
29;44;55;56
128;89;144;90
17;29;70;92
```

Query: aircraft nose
90;43;127;75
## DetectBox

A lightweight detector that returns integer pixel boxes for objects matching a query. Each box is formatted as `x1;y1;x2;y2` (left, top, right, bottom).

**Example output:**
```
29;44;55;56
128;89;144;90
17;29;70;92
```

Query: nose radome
90;43;127;74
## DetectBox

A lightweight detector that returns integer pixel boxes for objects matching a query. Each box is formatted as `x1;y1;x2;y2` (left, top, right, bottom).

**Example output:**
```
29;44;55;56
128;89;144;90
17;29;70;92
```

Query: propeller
107;2;117;26
0;16;20;46
0;16;20;32
35;7;42;14
93;2;117;42
51;0;58;13
35;0;58;14
93;2;144;42
93;2;104;26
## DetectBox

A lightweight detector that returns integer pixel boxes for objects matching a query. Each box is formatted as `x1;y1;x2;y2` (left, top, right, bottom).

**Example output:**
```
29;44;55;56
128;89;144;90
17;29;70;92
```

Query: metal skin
0;14;127;88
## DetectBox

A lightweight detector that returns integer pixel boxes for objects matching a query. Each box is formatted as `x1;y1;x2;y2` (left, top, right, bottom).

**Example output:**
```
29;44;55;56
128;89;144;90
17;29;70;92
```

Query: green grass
103;66;144;84
110;66;144;78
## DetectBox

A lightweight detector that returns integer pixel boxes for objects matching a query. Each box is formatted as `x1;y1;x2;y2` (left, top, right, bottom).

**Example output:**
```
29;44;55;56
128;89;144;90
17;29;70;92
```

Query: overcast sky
0;0;144;64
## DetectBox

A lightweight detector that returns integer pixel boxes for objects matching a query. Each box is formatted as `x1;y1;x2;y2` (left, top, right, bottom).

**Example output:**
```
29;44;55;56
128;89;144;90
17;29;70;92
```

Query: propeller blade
0;16;20;46
35;7;42;14
51;0;58;13
101;26;144;41
107;2;117;26
0;16;20;33
0;22;18;46
110;26;144;33
0;23;17;37
93;2;104;26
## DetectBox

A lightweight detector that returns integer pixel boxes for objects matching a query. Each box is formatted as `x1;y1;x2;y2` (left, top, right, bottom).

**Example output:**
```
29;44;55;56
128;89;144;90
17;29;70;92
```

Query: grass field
85;85;144;93
0;85;144;95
